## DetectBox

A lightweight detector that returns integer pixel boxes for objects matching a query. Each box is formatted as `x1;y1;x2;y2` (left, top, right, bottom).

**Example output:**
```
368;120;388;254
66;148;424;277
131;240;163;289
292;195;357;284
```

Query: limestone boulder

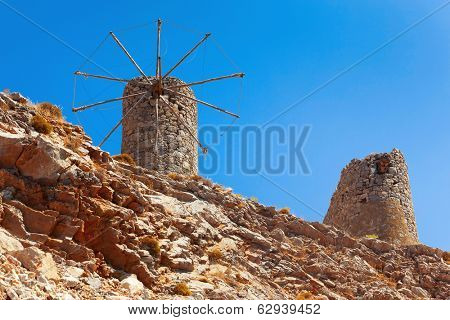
163;237;194;271
63;276;81;288
8;200;58;235
236;227;271;248
12;246;60;281
121;275;144;295
0;228;23;253
0;132;29;168
188;280;215;294
16;136;71;184
65;266;85;279
270;228;286;242
216;237;238;253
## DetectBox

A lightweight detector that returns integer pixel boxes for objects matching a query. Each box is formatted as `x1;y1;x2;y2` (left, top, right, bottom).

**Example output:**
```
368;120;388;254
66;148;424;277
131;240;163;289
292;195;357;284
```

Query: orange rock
7;200;57;235
0;132;29;168
16;136;71;184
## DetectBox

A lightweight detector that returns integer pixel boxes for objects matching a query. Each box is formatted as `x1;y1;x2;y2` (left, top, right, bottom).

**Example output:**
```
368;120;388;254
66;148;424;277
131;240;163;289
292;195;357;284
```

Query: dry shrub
296;290;314;300
31;115;53;134
37;102;63;120
224;201;237;209
208;268;226;279
365;234;379;239
174;282;191;296
207;246;223;261
167;172;183;181
190;174;202;181
63;126;73;135
64;136;82;153
279;207;291;215
222;268;239;287
112;153;135;166
249;196;258;202
141;236;160;256
197;276;211;284
374;273;397;289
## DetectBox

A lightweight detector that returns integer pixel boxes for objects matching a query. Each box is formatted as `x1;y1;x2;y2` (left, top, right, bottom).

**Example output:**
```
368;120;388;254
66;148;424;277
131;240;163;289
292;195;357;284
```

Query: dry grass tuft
249;196;258;202
190;174;202;181
167;172;184;181
37;102;63;120
63;126;73;135
141;236;161;256
373;273;397;288
31;115;53;134
279;207;291;215
112;153;136;166
64;136;82;153
174;282;191;296
296;290;314;300
197;276;211;284
207;246;223;261
237;202;245;209
365;234;379;239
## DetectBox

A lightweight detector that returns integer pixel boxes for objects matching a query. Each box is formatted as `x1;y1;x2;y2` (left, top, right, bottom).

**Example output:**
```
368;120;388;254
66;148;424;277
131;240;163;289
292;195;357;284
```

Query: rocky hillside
0;91;449;300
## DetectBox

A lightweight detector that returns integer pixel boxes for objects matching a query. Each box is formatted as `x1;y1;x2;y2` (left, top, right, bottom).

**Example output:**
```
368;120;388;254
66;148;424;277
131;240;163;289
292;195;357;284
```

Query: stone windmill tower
324;149;418;245
72;19;244;175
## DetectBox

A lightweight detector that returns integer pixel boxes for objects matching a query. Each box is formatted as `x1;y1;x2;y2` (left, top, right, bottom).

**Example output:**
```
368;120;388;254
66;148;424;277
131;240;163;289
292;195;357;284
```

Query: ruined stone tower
121;76;198;175
324;149;418;245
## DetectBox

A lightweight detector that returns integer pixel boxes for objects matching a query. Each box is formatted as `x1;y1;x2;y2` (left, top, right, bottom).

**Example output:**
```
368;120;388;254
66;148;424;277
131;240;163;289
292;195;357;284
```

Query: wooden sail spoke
98;93;149;147
166;73;245;89
74;71;130;83
155;18;162;78
72;91;147;112
109;32;151;83
74;19;241;160
162;33;211;79
164;88;239;118
159;96;208;154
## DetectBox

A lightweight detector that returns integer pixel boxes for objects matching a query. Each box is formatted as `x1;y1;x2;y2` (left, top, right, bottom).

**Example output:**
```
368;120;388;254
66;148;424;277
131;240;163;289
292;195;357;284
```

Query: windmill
72;19;244;174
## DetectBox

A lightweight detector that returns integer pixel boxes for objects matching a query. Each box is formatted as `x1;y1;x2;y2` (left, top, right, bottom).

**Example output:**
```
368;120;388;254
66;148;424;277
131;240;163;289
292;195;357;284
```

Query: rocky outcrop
0;91;449;300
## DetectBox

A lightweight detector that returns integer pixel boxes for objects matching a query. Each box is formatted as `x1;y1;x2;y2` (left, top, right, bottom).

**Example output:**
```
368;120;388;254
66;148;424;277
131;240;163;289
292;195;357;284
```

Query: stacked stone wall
324;149;418;245
121;76;198;175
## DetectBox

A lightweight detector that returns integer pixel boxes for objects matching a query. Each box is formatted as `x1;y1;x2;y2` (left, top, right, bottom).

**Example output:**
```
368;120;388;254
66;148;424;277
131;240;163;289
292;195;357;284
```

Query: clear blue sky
1;0;449;250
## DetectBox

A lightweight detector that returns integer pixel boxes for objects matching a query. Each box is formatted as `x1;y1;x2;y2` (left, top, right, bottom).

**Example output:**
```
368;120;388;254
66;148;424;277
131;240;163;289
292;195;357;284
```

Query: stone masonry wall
324;149;418;245
121;76;198;175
